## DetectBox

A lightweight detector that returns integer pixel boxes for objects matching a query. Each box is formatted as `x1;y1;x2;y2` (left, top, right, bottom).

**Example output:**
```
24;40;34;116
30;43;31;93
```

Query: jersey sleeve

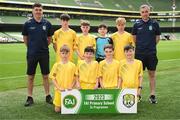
132;23;137;35
47;21;53;37
118;63;122;78
22;22;28;36
98;62;103;77
72;63;76;76
108;37;113;46
92;36;96;50
73;31;78;50
75;62;80;76
139;61;143;77
95;62;99;78
52;31;57;44
74;35;79;51
154;22;161;35
129;34;135;47
49;63;57;80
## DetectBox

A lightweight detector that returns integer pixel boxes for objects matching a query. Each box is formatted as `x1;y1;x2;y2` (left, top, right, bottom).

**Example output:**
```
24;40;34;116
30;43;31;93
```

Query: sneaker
46;95;53;104
137;95;142;102
24;96;34;107
149;95;157;104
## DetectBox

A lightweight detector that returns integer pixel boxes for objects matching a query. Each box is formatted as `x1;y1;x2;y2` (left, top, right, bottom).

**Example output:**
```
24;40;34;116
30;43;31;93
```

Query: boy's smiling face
98;27;107;36
104;48;114;59
84;52;94;61
124;49;134;59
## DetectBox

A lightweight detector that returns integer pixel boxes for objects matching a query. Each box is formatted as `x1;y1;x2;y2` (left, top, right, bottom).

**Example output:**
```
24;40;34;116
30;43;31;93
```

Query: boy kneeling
49;45;76;112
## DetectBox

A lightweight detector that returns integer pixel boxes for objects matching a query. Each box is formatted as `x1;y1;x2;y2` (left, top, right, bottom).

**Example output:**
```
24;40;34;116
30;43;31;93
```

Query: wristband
138;86;143;89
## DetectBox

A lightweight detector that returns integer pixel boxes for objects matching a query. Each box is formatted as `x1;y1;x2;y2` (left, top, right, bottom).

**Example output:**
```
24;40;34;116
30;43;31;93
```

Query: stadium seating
1;15;180;27
3;0;179;11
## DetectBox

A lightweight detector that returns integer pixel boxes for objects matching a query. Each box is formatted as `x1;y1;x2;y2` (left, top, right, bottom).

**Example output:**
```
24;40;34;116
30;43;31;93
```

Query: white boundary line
0;58;180;65
0;74;41;80
0;58;180;80
160;58;180;62
0;61;25;64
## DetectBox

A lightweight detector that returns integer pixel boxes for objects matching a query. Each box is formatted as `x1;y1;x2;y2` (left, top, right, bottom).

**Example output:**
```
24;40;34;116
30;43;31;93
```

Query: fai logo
63;95;77;109
42;25;46;30
123;94;135;108
149;25;152;31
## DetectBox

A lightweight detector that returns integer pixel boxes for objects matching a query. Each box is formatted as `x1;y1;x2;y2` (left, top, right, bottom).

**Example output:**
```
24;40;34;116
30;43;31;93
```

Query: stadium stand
0;32;23;43
0;0;180;34
2;0;180;11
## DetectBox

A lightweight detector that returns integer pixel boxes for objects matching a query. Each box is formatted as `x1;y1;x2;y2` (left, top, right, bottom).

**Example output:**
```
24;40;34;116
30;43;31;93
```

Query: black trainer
24;96;34;107
149;95;157;104
46;95;53;104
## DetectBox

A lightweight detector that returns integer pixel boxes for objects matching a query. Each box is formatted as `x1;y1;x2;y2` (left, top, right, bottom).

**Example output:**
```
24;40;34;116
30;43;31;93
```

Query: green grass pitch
0;40;180;119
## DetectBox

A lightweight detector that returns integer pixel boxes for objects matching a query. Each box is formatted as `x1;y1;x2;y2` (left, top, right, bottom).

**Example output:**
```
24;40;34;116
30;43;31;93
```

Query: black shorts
135;53;158;71
26;54;49;75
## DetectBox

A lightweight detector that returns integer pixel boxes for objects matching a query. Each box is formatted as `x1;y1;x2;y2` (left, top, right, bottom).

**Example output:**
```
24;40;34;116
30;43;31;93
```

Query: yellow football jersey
111;31;134;61
49;61;76;89
53;28;77;62
49;61;76;107
75;60;99;89
98;59;119;88
75;34;96;60
119;59;143;89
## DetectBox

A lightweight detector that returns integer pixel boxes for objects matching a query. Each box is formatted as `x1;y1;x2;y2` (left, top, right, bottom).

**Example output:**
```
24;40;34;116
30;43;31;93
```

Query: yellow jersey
111;31;134;61
119;59;143;89
53;28;77;62
75;60;99;84
49;61;76;89
75;34;96;60
98;59;119;88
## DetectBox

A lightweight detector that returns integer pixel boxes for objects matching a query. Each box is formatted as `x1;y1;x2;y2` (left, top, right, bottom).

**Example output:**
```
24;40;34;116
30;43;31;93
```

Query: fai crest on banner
123;94;135;108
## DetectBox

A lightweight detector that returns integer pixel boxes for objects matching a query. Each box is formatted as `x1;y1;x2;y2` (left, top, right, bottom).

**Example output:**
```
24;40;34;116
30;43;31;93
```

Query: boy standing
75;20;96;60
111;17;134;61
99;44;119;89
53;13;77;62
118;45;143;101
49;45;76;112
96;24;113;62
76;46;99;89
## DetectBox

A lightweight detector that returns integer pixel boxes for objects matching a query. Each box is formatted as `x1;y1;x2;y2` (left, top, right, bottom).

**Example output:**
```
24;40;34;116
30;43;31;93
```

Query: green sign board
61;89;137;114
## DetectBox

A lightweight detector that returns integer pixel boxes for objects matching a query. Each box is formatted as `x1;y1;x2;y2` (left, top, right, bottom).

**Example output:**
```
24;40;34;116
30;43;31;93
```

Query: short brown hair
124;44;135;52
80;20;90;26
60;13;70;21
84;46;95;54
104;44;114;51
60;45;70;53
32;3;42;9
98;24;108;29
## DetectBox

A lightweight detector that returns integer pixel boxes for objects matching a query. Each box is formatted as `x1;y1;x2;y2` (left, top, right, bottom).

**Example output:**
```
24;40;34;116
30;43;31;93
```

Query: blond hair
116;17;126;25
80;20;90;26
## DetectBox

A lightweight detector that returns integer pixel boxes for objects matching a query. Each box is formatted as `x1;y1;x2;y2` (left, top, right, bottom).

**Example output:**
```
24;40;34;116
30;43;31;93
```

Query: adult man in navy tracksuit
132;4;161;104
22;3;53;106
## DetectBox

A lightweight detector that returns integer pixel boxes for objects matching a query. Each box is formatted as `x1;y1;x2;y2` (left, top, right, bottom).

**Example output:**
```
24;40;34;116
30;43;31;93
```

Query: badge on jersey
149;25;152;31
43;25;46;30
